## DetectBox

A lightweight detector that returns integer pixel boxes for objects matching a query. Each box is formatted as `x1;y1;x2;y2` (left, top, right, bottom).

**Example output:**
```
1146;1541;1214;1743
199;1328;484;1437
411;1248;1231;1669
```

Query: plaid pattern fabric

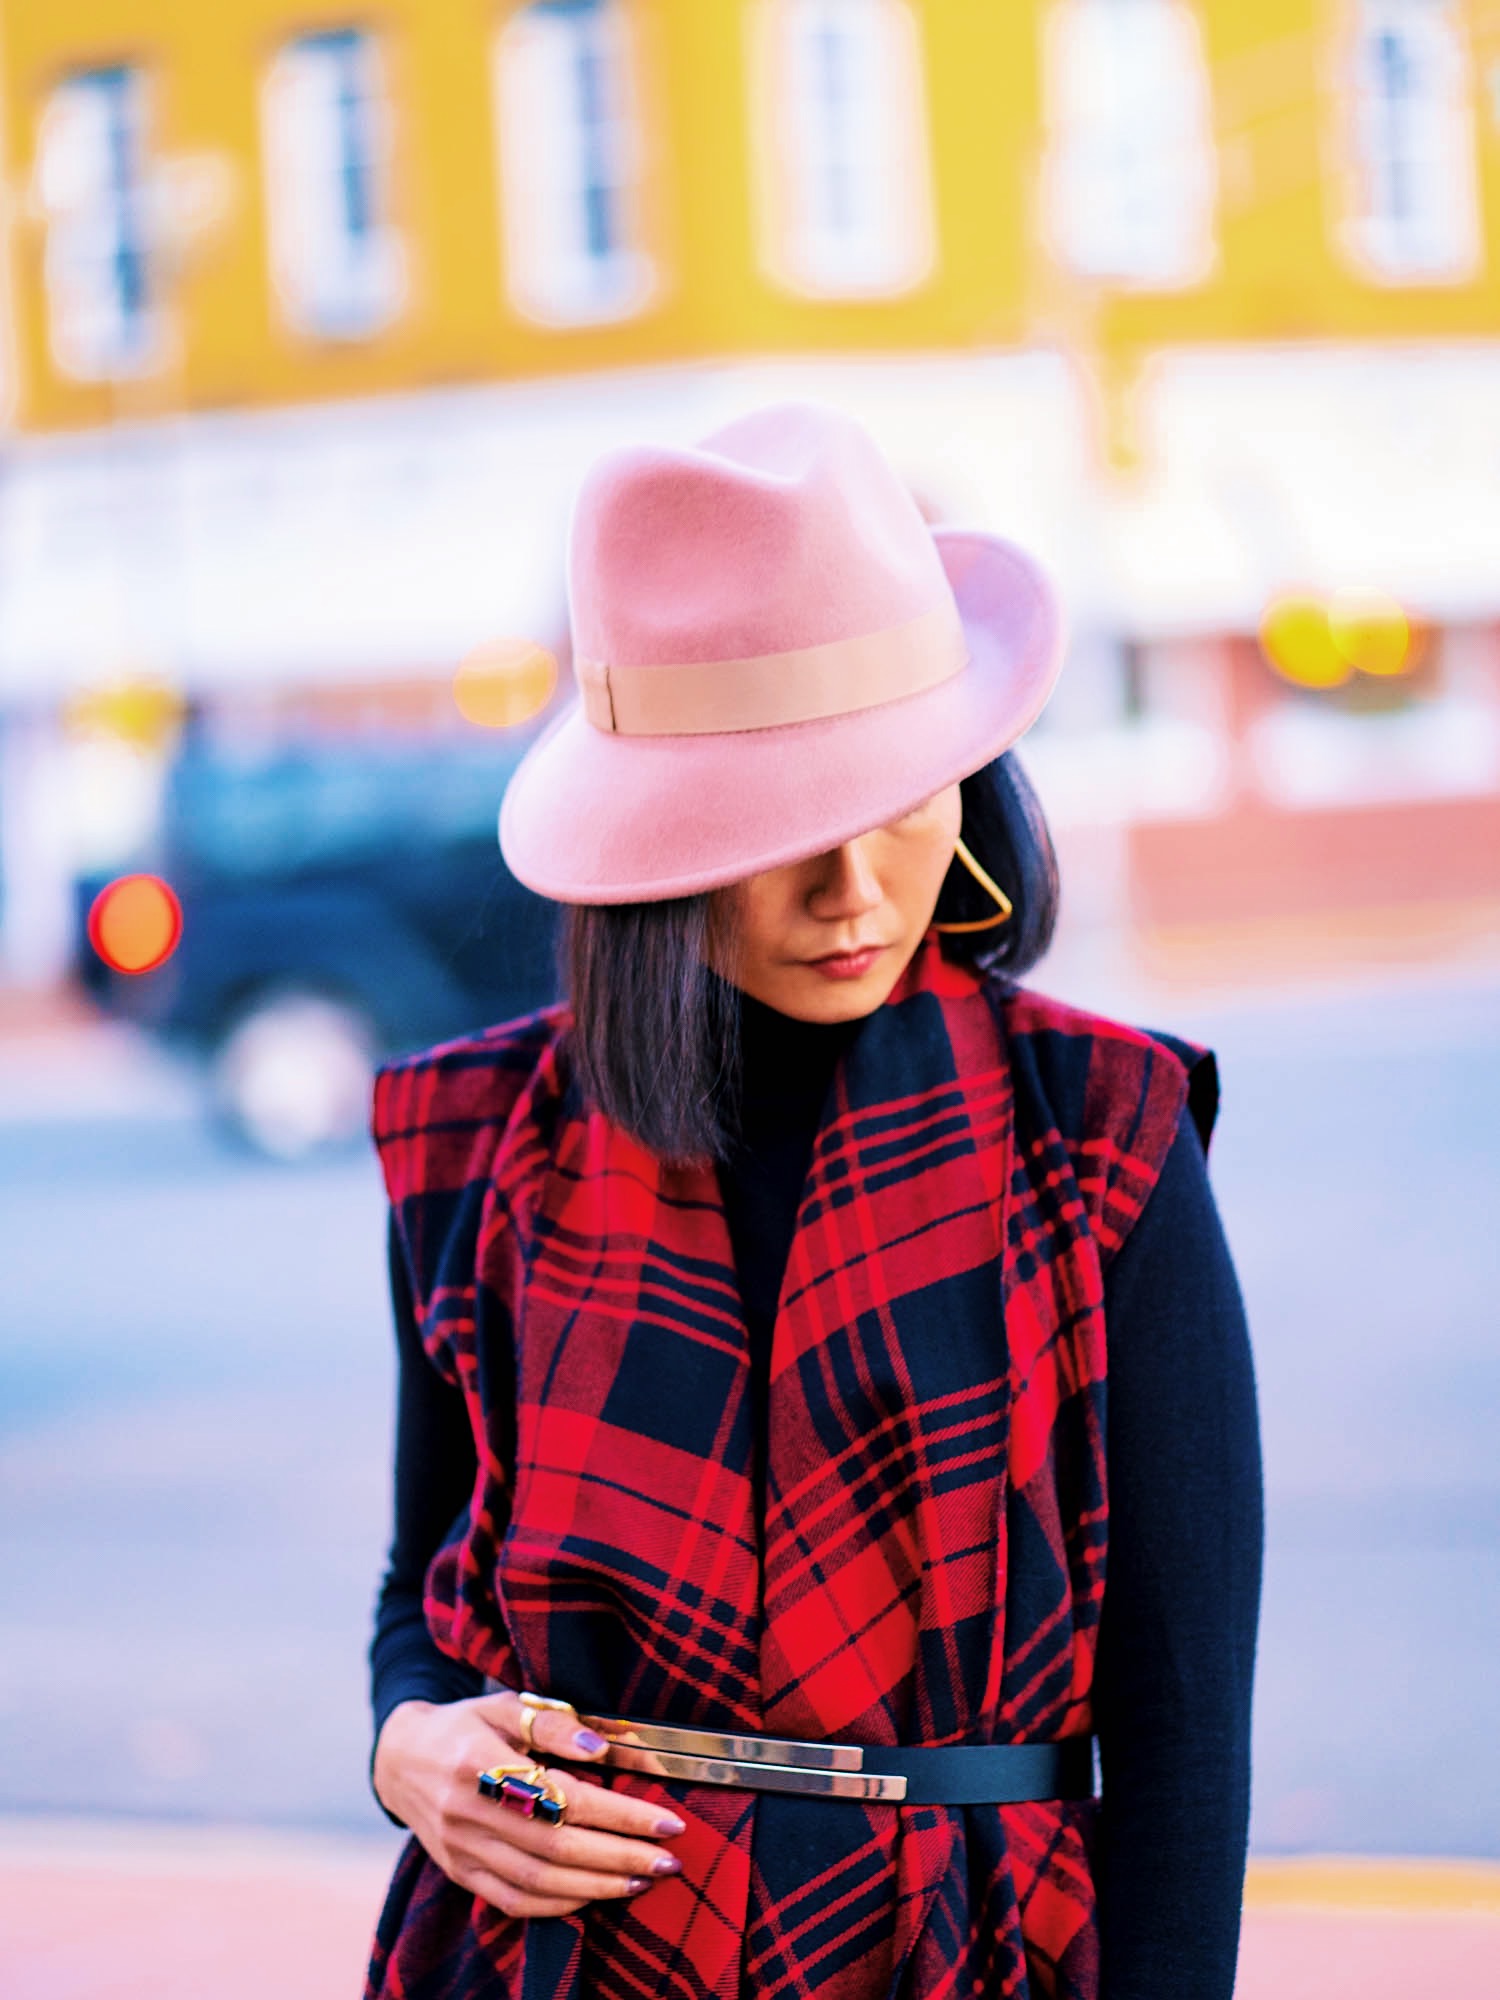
366;933;1193;2000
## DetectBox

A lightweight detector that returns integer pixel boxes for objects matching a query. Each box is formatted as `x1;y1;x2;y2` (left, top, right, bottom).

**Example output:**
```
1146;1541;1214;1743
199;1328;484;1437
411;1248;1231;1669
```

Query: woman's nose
809;837;883;918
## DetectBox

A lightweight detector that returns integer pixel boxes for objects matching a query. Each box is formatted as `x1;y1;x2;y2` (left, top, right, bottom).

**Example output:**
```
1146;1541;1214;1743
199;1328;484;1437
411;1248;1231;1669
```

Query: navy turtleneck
713;988;862;1515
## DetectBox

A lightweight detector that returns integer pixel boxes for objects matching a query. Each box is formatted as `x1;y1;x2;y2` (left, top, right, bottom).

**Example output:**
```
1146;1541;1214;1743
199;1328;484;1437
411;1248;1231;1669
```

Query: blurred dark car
75;730;560;1158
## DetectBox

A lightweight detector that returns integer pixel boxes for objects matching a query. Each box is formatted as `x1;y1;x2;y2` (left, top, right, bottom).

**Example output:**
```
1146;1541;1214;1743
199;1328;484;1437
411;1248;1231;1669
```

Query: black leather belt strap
858;1738;1095;1805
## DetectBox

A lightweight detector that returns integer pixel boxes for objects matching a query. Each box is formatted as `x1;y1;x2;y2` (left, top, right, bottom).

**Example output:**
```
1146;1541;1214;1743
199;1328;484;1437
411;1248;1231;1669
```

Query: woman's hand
372;1688;687;1918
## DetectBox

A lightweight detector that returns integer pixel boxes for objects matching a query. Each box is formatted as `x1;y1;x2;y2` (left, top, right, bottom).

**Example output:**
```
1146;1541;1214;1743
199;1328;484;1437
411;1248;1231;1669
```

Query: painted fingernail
653;1813;687;1836
650;1853;682;1875
625;1876;651;1894
573;1728;608;1753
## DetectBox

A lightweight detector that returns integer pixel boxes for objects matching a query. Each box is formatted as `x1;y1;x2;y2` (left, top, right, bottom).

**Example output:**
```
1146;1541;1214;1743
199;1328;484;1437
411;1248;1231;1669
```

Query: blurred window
1020;636;1234;825
1339;0;1480;282
1026;631;1138;736
261;28;406;339
747;0;935;297
492;0;655;326
1040;0;1217;288
35;67;163;380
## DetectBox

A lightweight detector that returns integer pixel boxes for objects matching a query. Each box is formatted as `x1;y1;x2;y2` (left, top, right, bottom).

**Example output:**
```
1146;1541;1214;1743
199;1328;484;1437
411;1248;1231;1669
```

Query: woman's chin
753;955;907;1023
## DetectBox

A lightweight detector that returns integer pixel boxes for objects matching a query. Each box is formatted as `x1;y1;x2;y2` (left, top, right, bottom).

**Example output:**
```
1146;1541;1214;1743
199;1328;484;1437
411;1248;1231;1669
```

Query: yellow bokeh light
452;640;558;729
64;677;186;749
1258;596;1351;689
1327;588;1412;678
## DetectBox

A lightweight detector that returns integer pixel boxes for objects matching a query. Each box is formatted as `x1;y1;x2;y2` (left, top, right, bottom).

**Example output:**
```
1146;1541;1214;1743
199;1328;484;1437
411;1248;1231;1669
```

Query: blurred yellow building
1;0;1499;986
3;0;1499;424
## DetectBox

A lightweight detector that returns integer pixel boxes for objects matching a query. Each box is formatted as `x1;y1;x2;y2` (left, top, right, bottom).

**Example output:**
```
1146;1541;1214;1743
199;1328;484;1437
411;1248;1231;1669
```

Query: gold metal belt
564;1709;1096;1806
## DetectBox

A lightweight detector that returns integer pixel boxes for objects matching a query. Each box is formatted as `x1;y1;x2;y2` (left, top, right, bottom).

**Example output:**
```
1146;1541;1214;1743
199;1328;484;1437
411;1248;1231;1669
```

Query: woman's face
709;783;963;1022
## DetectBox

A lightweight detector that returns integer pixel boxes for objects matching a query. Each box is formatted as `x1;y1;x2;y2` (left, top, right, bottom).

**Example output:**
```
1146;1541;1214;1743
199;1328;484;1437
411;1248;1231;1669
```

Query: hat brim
498;530;1064;904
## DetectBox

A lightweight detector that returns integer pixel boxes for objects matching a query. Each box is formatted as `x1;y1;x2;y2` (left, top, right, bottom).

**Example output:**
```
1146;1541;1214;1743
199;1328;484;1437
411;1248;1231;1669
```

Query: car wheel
212;990;378;1161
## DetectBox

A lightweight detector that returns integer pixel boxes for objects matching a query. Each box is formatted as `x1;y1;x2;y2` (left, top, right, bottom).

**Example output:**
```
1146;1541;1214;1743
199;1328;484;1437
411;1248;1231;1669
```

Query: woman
365;403;1263;2000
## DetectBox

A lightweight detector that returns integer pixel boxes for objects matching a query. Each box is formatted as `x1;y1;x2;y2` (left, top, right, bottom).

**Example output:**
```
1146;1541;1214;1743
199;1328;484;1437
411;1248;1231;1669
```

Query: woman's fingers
458;1858;650;1921
378;1688;690;1915
471;1689;686;1843
462;1774;683;1886
508;1758;687;1841
457;1724;678;1917
472;1687;609;1766
455;1829;663;1915
373;1693;686;1919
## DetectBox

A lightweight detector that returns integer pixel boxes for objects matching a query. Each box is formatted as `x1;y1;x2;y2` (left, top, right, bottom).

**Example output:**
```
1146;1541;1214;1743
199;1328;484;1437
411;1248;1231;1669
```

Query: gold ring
478;1758;569;1826
536;1770;569;1825
477;1754;533;1780
516;1689;577;1754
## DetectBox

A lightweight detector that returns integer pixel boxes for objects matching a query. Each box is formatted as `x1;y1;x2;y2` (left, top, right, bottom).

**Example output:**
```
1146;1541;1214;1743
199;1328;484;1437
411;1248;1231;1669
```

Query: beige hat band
576;603;968;738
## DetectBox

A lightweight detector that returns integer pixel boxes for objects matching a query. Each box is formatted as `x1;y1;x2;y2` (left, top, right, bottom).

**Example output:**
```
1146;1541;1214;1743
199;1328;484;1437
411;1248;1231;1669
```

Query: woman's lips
805;946;886;980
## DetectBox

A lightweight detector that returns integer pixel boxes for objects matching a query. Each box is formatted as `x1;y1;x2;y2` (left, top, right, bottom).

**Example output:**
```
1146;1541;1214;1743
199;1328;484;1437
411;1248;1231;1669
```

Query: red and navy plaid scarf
368;932;1193;2000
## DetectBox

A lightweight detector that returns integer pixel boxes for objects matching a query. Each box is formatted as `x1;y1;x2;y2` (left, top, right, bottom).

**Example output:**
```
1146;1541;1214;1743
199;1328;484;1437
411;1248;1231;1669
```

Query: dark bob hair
561;749;1059;1165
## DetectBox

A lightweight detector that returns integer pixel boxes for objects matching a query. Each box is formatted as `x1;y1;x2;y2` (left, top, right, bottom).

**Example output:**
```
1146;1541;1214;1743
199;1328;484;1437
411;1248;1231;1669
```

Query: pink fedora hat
499;401;1064;903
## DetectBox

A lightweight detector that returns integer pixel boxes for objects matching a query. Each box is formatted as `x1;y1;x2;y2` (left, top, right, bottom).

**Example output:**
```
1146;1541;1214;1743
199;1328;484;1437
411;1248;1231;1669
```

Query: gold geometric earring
932;836;1014;933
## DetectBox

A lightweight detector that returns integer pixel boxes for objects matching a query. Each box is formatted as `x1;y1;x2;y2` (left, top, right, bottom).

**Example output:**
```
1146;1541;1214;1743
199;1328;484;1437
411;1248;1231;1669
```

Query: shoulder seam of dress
374;1000;571;1087
983;973;1198;1273
369;1003;573;1210
987;976;1191;1061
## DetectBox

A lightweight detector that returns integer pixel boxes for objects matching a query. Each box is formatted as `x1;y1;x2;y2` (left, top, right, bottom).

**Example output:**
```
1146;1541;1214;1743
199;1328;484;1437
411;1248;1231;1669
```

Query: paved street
2;1821;1496;2000
1163;967;1500;1857
1;964;1497;1857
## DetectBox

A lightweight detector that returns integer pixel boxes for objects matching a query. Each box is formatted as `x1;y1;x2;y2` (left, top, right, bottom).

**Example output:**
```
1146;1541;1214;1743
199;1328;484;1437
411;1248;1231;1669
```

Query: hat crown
568;403;952;670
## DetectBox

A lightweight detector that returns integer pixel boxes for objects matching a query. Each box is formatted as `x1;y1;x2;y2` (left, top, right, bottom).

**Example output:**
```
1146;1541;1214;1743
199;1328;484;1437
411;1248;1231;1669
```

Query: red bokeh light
87;874;183;975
